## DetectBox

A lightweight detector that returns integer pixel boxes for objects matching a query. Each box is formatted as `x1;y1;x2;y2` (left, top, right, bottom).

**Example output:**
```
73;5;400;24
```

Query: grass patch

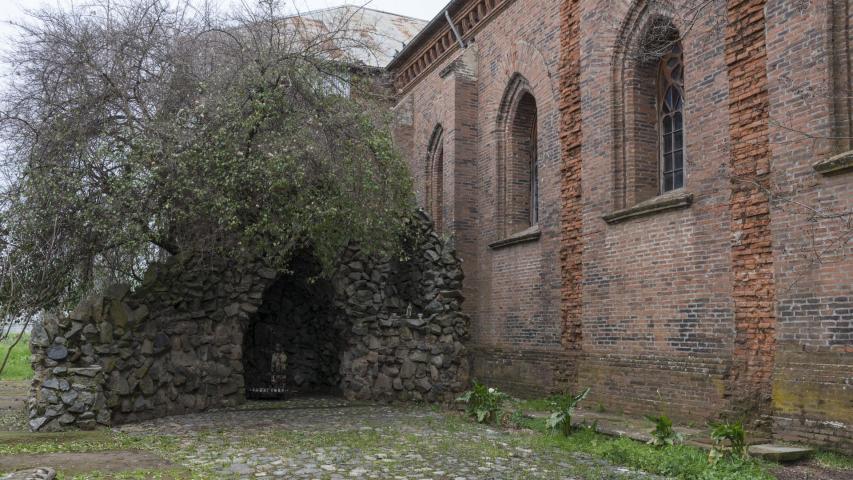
814;450;853;470
0;334;33;381
504;414;773;480
63;468;195;480
511;396;554;412
0;430;179;456
0;430;110;447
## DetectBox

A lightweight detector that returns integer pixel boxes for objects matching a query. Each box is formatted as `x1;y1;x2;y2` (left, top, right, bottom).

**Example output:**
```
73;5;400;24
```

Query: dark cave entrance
242;256;345;399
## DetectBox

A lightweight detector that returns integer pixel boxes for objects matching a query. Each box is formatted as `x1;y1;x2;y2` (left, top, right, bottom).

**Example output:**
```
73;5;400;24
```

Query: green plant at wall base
646;414;684;448
456;382;508;424
709;421;748;463
545;387;590;436
501;409;526;429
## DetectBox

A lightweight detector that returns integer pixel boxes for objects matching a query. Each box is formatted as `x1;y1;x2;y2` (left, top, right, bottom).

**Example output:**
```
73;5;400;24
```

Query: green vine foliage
0;0;415;318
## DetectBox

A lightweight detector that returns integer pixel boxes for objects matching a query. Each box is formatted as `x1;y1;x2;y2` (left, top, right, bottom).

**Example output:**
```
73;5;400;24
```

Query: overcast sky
0;0;446;44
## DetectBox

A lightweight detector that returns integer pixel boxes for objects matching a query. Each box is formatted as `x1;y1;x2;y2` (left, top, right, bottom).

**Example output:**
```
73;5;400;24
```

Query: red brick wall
575;0;736;420
466;0;563;386
559;0;583;352
390;0;852;452
394;0;566;393
723;0;777;418
764;0;853;451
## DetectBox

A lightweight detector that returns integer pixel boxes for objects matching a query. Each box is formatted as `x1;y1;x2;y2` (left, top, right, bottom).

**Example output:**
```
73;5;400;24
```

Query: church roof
292;5;428;69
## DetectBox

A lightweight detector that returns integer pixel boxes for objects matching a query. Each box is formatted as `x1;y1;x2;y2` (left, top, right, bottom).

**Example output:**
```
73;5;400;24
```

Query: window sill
489;226;541;250
603;190;694;225
814;150;853;175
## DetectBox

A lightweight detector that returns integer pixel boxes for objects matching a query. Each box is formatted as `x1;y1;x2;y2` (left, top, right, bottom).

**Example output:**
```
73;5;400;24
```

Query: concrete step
749;444;814;463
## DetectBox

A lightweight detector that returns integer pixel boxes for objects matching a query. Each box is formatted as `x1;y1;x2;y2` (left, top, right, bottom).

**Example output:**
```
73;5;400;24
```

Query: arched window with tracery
659;43;685;192
613;15;686;209
426;126;444;233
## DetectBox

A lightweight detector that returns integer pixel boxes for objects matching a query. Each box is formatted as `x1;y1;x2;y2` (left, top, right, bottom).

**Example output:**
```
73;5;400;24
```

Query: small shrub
456;381;508;424
545;387;590;436
709;421;748;463
646;414;684;448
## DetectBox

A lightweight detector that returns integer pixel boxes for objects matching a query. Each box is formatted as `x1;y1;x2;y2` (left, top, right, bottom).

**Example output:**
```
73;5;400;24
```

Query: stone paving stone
116;398;667;479
0;467;56;480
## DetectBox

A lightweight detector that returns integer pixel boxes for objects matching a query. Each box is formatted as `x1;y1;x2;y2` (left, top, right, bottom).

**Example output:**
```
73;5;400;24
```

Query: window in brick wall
659;43;685;192
614;17;685;208
498;75;539;237
426;125;444;233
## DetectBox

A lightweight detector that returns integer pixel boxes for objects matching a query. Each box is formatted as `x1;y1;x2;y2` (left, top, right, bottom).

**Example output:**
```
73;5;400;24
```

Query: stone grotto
27;212;470;431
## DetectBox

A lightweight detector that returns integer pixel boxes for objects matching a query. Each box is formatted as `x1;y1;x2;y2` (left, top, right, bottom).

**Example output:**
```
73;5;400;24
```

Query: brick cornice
388;0;517;94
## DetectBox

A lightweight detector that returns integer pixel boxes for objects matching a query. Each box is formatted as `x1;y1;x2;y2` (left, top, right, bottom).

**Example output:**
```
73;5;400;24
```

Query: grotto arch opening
242;254;346;399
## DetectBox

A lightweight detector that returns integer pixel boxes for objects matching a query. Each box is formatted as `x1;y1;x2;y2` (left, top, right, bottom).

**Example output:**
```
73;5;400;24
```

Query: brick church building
387;0;851;451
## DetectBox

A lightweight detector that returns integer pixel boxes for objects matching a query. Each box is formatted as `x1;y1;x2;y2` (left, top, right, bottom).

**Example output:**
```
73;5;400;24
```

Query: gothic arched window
613;15;686;210
426;126;444;232
511;92;539;228
496;74;540;238
659;43;685;192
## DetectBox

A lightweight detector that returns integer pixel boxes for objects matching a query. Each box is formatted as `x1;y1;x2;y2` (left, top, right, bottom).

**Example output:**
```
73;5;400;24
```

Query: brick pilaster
559;0;583;350
724;0;777;419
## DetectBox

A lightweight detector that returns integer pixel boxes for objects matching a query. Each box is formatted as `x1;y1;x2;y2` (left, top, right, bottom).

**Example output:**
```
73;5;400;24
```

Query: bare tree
0;0;415;377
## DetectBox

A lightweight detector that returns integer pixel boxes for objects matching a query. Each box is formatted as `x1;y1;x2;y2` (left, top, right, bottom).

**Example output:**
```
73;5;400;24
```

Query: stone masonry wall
336;213;470;402
28;212;469;431
28;255;275;431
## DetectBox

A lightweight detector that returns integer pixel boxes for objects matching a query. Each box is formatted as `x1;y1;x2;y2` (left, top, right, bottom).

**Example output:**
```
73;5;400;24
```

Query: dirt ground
0;381;28;411
0;451;176;475
772;462;853;480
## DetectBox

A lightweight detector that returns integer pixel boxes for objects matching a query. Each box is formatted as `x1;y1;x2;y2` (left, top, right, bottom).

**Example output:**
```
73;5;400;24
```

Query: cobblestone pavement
117;398;665;480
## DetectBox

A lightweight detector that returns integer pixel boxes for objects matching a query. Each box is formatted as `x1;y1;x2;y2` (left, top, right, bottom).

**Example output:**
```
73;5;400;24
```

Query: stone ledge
813;150;853;175
749;444;814;463
488;226;541;250
603;191;694;225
